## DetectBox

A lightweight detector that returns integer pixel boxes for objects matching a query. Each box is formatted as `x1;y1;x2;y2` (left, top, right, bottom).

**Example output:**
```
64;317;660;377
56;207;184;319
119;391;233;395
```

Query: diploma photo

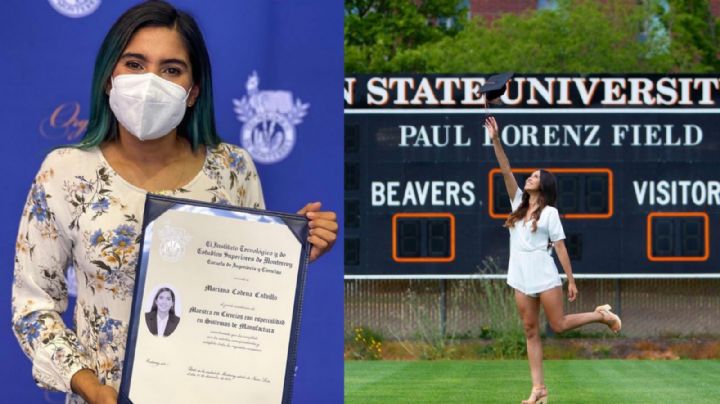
144;286;181;338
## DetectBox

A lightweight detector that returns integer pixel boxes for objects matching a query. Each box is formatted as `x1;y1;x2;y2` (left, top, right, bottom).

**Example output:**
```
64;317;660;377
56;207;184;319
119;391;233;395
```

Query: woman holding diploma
11;1;337;403
486;116;621;404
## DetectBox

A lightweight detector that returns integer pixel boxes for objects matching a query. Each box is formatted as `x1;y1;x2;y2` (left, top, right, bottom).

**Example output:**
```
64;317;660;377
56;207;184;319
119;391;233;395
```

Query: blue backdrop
0;1;343;403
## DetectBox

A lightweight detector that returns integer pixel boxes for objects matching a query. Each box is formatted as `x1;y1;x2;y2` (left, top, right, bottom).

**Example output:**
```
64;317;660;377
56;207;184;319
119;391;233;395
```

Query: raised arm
485;116;520;200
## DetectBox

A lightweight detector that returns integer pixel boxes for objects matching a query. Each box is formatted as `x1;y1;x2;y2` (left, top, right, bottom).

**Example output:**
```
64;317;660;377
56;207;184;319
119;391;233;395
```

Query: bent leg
515;290;544;388
540;286;603;333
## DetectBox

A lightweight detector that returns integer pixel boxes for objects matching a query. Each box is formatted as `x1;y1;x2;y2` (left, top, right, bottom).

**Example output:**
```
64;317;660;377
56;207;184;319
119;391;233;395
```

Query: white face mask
108;73;191;141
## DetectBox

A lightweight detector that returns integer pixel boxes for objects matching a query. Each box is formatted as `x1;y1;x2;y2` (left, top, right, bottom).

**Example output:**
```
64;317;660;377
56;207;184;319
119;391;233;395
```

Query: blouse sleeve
239;148;265;210
510;188;523;211
11;160;92;392
547;208;566;242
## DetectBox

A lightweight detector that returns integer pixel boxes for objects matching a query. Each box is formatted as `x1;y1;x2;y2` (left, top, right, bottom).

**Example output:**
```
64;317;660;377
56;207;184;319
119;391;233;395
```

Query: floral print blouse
12;143;264;402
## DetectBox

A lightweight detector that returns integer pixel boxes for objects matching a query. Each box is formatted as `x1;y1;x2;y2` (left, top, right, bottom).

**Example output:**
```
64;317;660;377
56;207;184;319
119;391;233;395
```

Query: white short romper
506;188;565;296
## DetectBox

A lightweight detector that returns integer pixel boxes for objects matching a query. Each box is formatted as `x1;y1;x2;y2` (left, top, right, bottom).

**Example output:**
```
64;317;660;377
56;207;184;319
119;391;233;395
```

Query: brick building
468;0;720;20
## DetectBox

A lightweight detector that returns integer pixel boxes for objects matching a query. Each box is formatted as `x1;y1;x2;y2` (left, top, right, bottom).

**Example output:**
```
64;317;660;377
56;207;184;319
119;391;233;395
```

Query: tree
344;0;466;73
658;0;720;72
345;0;719;73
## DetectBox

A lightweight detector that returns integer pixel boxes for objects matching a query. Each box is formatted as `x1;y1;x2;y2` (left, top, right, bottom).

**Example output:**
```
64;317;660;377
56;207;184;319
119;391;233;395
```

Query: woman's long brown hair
503;170;558;232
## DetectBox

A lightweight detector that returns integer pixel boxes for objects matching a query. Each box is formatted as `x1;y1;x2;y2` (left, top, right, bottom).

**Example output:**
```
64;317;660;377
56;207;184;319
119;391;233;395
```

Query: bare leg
539;286;605;333
515;290;544;389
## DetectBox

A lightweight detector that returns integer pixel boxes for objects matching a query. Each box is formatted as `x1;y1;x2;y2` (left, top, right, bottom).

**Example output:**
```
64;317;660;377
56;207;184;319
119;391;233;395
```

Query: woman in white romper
486;117;621;404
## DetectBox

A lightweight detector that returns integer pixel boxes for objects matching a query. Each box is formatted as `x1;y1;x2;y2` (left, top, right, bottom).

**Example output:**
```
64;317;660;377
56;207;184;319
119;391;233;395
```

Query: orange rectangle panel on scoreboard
646;212;710;262
488;168;614;220
392;213;456;263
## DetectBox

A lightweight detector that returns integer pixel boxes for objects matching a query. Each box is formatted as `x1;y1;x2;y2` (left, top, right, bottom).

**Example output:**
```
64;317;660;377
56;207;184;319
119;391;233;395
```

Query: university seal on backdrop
48;0;101;18
233;71;309;164
157;225;191;262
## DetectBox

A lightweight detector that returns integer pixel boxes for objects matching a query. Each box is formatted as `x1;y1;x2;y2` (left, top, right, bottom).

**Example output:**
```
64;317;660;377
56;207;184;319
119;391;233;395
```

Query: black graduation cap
480;72;514;104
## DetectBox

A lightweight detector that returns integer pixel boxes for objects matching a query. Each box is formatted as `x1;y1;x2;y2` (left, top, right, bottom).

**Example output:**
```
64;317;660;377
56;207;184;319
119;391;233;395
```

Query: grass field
345;360;720;403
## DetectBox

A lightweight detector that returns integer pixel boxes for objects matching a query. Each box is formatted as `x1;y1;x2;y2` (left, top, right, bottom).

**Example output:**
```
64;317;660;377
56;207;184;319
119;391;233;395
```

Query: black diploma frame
119;194;310;404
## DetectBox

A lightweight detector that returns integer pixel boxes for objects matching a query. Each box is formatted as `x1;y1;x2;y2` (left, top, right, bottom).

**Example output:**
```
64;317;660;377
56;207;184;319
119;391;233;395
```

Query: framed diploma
119;194;310;404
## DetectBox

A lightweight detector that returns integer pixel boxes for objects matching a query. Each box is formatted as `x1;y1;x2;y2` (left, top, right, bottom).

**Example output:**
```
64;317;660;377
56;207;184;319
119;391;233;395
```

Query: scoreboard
344;74;720;278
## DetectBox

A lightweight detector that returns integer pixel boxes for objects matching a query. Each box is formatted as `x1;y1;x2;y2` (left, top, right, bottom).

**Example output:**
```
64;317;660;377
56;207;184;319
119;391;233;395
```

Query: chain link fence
345;279;720;339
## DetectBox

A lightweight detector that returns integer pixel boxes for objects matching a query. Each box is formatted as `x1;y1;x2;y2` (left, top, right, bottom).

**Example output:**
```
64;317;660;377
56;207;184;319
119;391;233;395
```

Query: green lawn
345;360;720;403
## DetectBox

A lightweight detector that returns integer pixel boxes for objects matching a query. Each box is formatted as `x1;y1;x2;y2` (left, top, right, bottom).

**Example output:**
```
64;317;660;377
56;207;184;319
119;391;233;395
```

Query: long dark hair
150;287;176;315
504;169;558;232
77;0;220;150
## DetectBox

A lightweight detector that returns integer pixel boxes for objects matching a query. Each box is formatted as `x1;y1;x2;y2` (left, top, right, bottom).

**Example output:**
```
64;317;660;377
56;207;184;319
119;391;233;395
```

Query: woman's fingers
308;217;338;232
567;284;578;302
485;116;498;135
309;227;337;245
301;206;338;262
297;201;322;216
